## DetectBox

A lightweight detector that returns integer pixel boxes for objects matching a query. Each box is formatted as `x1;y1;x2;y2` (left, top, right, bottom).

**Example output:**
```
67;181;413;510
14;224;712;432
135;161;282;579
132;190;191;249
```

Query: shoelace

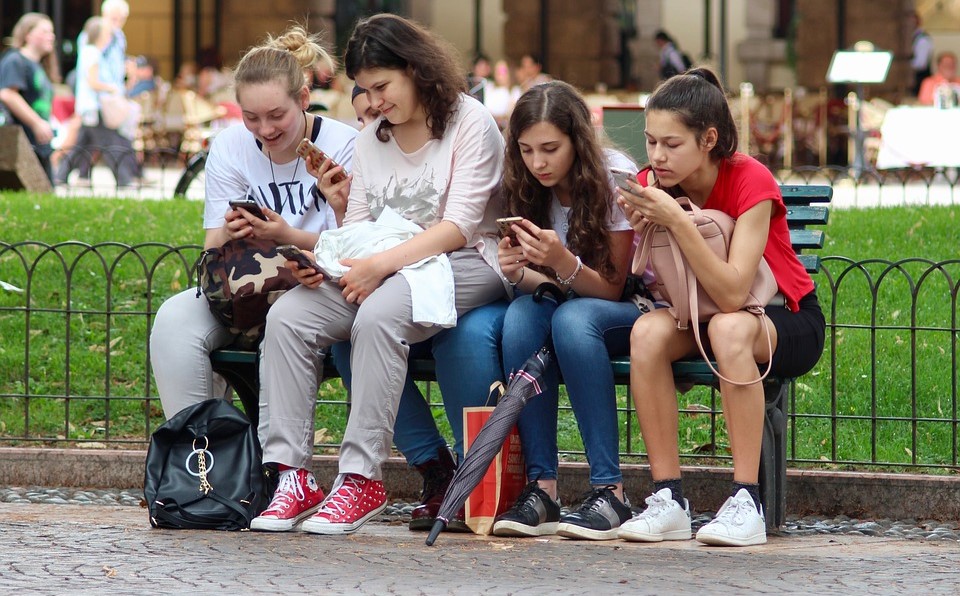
576;486;614;514
509;482;537;506
266;471;306;512
637;492;671;519
318;476;363;517
713;497;756;526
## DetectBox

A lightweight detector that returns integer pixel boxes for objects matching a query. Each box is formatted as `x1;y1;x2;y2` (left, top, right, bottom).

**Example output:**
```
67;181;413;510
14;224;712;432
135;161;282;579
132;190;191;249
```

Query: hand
222;204;288;242
512;219;568;272
617;196;647;233
283;251;327;288
497;235;527;280
31;120;54;145
617;184;684;230
305;153;351;220
338;255;389;304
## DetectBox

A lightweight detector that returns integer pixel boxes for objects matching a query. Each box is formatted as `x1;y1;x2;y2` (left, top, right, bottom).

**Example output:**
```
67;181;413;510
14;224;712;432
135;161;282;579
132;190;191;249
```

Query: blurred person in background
908;11;933;97
918;51;960;107
0;12;60;182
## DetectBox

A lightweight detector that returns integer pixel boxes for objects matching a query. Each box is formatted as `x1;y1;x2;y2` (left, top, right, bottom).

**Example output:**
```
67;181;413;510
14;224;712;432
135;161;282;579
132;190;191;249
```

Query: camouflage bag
196;238;298;347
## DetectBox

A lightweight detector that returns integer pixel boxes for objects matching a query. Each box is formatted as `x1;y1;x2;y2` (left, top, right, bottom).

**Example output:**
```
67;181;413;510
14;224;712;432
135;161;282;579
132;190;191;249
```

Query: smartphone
228;200;267;221
275;244;338;280
610;167;639;192
496;216;524;240
297;138;347;184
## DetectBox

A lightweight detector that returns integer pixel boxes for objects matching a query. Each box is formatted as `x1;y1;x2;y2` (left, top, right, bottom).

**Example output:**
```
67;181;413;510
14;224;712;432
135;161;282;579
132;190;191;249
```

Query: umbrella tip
425;519;446;546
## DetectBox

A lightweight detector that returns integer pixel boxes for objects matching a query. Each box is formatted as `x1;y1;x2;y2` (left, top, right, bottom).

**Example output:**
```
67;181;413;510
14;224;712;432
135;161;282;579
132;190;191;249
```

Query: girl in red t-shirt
616;68;824;547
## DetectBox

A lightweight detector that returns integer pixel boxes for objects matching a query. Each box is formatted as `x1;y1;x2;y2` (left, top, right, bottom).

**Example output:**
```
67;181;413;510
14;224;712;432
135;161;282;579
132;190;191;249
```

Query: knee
630;314;672;363
707;313;755;360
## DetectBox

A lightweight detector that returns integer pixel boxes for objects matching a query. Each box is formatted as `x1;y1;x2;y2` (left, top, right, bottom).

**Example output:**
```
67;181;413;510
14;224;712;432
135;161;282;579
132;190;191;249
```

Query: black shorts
697;290;825;378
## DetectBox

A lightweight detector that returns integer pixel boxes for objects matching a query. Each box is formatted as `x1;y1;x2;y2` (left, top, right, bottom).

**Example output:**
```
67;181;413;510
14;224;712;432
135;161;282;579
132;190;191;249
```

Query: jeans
332;300;507;466
501;294;640;486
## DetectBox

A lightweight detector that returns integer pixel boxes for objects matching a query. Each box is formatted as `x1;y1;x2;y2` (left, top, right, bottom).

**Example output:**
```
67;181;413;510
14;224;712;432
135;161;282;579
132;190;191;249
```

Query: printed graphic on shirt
366;165;447;226
31;68;52;119
247;179;325;217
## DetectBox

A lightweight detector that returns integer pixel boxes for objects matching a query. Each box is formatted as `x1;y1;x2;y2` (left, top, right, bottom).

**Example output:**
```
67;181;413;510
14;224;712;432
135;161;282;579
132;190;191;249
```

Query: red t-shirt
702;153;813;312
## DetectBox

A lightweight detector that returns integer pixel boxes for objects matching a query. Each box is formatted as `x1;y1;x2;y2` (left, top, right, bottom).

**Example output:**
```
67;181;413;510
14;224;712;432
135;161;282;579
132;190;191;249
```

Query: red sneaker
250;468;325;532
300;473;387;535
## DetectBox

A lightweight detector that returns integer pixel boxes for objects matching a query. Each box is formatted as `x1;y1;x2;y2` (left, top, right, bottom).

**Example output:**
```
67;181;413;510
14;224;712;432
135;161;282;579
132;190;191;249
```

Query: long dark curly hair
344;14;465;143
503;81;617;282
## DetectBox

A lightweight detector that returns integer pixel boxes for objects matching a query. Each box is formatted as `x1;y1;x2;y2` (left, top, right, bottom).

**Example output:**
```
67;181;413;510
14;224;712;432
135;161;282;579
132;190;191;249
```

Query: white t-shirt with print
343;94;505;267
203;115;358;233
548;149;636;246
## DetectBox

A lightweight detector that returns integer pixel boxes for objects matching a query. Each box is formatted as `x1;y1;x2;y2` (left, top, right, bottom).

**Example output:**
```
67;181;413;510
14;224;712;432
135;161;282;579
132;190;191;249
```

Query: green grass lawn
2;192;959;471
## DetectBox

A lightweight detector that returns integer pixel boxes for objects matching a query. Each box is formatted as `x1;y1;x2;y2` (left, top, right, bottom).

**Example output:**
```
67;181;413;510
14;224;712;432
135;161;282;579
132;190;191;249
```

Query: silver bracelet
506;267;525;287
555;256;582;286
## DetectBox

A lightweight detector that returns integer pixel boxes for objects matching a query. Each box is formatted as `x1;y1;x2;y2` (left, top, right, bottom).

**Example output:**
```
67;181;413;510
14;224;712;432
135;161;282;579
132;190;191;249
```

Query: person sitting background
918;51;960;107
483;59;520;129
517;53;551;92
127;55;159;98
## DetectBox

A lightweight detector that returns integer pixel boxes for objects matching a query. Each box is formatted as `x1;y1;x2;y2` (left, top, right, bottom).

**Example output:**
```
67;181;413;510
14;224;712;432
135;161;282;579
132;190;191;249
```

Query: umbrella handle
532;282;567;304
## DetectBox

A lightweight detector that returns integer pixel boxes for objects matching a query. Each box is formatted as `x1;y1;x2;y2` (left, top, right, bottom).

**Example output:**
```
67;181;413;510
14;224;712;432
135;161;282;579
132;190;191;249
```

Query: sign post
826;42;893;177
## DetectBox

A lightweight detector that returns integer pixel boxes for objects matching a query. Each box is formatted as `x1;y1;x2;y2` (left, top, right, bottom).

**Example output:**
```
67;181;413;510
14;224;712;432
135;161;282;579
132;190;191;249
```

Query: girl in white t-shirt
253;14;506;536
150;27;357;425
492;81;646;541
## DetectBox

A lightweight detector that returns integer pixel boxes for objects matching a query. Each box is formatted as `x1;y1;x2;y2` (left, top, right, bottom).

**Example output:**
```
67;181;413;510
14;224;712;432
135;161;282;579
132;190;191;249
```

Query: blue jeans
331;301;507;466
501;294;640;486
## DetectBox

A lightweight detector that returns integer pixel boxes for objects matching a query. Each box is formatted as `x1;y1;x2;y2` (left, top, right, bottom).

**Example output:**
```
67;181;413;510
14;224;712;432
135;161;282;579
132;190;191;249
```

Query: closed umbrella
425;345;553;546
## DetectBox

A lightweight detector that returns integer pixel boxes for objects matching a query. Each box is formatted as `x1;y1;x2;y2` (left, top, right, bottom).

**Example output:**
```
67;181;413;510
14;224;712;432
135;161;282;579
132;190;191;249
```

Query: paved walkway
2;502;959;595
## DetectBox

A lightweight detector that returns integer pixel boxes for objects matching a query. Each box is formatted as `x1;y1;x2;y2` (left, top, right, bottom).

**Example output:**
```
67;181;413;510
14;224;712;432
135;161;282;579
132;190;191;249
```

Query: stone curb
2;447;958;520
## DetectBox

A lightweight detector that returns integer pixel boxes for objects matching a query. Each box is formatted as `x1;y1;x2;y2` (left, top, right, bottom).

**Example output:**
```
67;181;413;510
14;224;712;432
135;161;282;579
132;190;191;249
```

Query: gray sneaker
556;485;632;540
618;487;692;542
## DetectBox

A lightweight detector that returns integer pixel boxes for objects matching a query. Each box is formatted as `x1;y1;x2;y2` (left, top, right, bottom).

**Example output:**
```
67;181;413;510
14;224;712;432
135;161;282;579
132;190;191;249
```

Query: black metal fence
1;240;958;472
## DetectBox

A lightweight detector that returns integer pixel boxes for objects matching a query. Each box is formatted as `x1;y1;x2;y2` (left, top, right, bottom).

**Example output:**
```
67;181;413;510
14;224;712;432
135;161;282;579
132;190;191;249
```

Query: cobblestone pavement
2;488;960;595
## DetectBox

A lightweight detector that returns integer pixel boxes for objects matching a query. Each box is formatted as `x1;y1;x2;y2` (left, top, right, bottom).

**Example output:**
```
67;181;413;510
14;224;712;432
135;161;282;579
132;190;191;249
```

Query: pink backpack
632;197;779;385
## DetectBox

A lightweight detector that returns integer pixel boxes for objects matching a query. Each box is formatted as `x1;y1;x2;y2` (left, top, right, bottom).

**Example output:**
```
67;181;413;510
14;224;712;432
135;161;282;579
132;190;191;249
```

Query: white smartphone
610;167;639;192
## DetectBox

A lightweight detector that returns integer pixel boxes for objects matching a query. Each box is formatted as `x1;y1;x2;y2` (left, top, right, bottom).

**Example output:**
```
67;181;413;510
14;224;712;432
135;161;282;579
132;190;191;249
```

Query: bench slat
785;205;829;227
789;229;824;250
780;185;832;203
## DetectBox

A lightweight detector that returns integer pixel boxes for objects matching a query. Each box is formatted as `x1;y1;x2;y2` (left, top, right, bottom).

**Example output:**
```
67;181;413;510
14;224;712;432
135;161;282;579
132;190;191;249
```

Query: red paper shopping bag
462;405;526;535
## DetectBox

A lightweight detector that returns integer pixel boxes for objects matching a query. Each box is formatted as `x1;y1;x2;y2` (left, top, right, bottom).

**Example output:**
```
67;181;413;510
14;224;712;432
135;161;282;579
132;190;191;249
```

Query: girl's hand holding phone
300;138;351;221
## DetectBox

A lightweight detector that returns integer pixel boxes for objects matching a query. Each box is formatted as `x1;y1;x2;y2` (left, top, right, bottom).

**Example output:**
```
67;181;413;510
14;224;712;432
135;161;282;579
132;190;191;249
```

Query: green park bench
210;183;832;530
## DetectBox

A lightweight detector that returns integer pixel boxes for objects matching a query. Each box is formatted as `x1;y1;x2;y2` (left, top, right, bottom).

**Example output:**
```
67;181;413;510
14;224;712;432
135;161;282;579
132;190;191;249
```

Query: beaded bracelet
555;256;582;286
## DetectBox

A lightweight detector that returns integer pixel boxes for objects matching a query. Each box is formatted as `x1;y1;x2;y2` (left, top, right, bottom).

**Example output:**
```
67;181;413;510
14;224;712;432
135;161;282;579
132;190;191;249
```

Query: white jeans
150;288;234;420
258;249;505;480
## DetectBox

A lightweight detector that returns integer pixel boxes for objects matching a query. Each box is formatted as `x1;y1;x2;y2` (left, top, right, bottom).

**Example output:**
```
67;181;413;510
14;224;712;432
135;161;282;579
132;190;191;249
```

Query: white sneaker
618;487;691;542
695;488;767;546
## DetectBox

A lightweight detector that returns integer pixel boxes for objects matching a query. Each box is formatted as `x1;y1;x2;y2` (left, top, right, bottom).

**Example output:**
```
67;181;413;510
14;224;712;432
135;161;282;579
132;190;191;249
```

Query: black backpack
144;399;268;530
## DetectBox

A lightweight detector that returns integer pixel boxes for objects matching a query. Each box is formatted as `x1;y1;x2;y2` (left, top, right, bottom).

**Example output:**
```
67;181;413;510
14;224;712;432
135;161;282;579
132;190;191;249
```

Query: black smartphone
275;244;338;280
228;200;268;221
